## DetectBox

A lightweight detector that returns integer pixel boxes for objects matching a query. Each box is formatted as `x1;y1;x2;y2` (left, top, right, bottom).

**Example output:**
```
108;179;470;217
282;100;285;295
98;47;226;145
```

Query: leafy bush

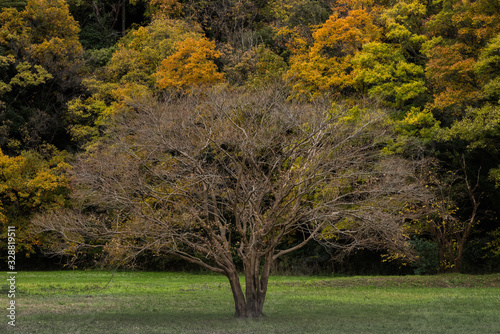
411;238;439;275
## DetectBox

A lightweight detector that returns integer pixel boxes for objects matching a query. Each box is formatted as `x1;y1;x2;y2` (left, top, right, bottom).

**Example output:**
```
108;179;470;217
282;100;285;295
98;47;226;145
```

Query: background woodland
1;0;500;275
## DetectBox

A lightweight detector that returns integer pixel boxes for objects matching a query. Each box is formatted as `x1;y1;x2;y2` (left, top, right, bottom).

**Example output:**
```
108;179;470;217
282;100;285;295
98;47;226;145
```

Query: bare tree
34;86;431;318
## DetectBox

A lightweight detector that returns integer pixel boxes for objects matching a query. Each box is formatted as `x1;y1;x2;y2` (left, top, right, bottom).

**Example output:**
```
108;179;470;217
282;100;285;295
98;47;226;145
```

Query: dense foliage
1;0;500;276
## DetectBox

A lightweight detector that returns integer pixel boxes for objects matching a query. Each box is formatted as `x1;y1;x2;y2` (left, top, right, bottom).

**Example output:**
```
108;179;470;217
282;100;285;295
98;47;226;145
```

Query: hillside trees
0;0;497;275
67;0;151;49
65;17;220;147
179;0;266;44
351;42;427;109
423;0;500;115
287;7;381;98
0;148;70;261
154;37;223;92
0;0;84;153
34;86;432;317
0;1;28;11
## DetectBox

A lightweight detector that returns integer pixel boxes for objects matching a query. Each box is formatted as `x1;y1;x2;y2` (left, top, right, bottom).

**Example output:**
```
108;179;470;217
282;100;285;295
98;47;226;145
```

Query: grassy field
1;271;499;333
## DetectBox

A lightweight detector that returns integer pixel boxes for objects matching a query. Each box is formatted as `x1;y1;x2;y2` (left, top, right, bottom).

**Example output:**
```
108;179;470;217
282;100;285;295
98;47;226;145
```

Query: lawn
1;271;499;333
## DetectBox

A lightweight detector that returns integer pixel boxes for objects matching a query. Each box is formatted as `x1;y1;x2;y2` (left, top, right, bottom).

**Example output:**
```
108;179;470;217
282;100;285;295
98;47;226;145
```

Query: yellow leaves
320;217;359;241
30;36;83;75
112;83;153;108
0;55;15;68
22;0;82;62
67;96;106;143
0;150;25;180
0;206;6;225
0;7;29;47
381;250;411;264
397;108;440;132
27;170;67;204
381;0;428;49
485;228;500;257
0;148;70;211
489;166;500;188
319;224;339;240
9;62;52;87
154;37;224;93
23;0;80;42
1;58;51;110
275;26;309;54
351;42;427;108
0;0;83;87
267;0;297;24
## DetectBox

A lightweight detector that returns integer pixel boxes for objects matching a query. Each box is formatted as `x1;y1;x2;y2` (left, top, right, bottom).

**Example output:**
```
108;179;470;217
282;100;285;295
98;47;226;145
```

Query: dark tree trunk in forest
433;157;480;274
121;0;126;35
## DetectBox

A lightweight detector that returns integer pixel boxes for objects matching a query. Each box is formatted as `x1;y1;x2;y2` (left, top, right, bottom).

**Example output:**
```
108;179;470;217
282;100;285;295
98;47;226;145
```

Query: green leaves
352;42;427;108
437;104;500;150
476;33;500;102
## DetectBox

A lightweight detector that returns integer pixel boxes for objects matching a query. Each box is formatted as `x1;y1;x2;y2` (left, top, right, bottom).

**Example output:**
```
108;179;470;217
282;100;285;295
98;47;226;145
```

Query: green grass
1;271;499;333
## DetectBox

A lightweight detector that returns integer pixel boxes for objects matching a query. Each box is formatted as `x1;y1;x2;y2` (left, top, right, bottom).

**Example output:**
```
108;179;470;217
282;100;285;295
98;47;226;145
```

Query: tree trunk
226;254;273;318
454;237;467;273
243;274;267;318
121;0;126;35
227;272;248;318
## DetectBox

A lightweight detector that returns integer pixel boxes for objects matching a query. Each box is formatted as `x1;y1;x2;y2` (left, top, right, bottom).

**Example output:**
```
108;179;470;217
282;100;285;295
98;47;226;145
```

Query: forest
1;0;500;279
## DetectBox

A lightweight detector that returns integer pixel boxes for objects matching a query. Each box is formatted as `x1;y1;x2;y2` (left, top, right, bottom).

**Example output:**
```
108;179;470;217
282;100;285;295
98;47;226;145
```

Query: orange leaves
287;8;381;98
424;43;479;111
451;0;500;46
422;0;500;113
106;21;224;94
426;45;476;82
281;0;498;112
154;37;224;92
311;10;381;57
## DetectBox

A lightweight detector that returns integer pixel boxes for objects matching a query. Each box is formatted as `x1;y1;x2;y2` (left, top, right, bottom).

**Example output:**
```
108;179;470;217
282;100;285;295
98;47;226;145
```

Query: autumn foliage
0;148;70;259
287;8;381;97
1;0;500;278
154;37;223;92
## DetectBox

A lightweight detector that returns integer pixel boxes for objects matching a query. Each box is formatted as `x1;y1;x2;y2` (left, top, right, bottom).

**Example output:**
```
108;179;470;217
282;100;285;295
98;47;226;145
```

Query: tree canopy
35;86;431;317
